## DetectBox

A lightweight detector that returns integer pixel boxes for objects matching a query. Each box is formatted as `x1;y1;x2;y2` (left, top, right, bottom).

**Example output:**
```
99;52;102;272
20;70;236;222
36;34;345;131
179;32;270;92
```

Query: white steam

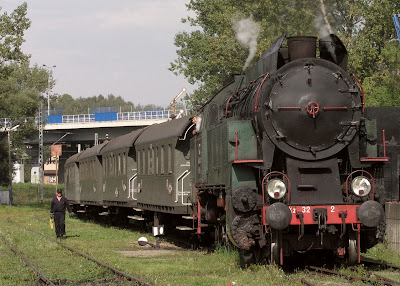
314;14;331;38
233;17;261;71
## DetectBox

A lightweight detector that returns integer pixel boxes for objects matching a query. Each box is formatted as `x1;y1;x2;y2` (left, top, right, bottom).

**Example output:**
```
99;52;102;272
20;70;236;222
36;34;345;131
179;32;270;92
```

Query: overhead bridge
22;109;190;183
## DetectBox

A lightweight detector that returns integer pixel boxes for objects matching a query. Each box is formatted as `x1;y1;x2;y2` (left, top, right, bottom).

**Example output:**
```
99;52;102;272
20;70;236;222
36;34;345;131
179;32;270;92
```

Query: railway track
0;234;55;286
3;218;152;286
361;256;400;271
308;265;400;285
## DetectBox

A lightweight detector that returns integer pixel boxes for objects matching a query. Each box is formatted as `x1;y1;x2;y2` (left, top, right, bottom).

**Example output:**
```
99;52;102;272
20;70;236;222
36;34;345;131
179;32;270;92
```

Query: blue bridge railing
1;109;191;127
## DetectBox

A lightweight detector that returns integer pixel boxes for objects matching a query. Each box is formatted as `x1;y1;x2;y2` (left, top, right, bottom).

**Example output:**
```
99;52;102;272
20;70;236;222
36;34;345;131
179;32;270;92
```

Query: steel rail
349;266;400;286
300;278;315;286
361;256;400;271
309;265;374;284
0;234;55;286
6;219;152;286
61;243;152;286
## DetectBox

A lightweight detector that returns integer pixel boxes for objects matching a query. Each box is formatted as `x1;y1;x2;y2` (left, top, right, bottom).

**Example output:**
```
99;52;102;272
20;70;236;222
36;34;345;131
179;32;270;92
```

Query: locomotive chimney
287;36;317;61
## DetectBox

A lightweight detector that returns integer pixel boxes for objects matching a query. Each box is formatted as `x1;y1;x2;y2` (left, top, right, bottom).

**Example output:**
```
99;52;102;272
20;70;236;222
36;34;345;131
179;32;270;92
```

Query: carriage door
176;169;191;205
128;174;138;200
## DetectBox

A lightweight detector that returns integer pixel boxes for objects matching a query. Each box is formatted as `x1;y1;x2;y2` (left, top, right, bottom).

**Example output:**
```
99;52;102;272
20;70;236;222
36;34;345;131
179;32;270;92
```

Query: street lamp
7;124;19;205
43;64;56;116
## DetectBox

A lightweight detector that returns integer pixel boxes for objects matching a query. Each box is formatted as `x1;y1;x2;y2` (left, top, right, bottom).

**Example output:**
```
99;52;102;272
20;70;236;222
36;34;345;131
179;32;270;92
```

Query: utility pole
7;124;19;206
43;64;56;116
38;102;44;203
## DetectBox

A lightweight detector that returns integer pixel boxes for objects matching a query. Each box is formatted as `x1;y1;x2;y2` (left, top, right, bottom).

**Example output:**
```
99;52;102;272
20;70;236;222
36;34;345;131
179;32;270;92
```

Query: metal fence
117;110;174;121
61;110;187;124
62;114;95;123
1;109;191;126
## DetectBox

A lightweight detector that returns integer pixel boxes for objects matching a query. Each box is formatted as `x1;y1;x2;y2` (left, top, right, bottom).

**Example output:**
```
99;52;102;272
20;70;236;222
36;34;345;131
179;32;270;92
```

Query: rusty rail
6;219;152;286
349;266;400;286
361;256;400;271
61;243;152;286
309;265;400;286
0;234;55;286
300;278;315;286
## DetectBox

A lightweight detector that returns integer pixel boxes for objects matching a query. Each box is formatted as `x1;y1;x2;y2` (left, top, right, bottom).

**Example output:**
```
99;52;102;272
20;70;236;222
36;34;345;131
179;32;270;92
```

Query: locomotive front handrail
351;74;365;113
254;72;270;112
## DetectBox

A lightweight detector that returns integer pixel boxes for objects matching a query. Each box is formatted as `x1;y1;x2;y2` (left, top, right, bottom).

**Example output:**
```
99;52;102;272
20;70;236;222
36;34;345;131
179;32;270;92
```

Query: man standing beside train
50;189;72;240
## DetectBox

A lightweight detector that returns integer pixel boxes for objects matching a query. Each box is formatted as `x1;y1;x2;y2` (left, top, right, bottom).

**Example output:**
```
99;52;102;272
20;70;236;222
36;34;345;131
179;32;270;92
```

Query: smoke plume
314;14;331;38
233;17;261;71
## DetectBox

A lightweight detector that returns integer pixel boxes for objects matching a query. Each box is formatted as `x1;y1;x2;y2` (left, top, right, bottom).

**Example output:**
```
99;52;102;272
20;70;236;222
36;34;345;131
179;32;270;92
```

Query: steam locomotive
65;34;400;265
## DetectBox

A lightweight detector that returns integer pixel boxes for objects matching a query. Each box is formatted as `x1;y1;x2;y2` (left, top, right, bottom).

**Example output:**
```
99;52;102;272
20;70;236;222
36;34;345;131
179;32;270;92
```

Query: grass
4;183;64;205
0;204;399;285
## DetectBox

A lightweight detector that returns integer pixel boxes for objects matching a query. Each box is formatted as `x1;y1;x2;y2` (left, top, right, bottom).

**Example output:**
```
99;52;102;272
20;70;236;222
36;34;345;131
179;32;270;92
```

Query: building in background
44;157;58;185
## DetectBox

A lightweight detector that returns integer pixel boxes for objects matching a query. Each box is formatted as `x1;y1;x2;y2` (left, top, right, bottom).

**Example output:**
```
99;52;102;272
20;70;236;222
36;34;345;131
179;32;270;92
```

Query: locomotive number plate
288;205;336;214
263;204;360;225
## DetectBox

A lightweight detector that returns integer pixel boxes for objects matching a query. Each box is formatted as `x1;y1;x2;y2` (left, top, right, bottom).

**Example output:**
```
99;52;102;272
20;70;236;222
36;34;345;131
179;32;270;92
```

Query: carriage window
118;154;121;175
160;146;165;174
109;155;113;176
106;156;109;176
113;155;118;176
148;147;153;175
168;144;172;174
155;147;159;175
123;153;126;175
137;151;141;175
143;149;147;175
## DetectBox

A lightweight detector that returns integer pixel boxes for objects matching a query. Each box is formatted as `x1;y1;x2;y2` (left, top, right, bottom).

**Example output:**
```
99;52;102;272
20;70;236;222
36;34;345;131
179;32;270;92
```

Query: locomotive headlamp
267;179;287;199
351;176;371;197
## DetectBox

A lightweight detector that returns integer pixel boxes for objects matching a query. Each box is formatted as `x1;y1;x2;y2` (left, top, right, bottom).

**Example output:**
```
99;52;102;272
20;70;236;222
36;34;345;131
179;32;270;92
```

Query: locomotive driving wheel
270;231;281;265
348;231;357;265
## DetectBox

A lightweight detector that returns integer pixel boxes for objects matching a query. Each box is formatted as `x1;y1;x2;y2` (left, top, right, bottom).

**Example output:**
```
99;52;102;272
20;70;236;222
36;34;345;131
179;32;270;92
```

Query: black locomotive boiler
65;34;400;266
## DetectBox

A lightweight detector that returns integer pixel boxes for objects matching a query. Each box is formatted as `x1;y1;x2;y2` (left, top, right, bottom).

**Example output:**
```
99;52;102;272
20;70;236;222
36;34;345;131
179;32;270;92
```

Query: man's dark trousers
54;212;66;237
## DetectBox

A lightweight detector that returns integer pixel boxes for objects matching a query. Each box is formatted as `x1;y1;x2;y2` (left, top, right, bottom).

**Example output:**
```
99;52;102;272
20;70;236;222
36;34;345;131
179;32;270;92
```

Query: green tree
51;93;166;115
171;0;400;107
170;0;317;107
0;3;30;69
0;3;50;185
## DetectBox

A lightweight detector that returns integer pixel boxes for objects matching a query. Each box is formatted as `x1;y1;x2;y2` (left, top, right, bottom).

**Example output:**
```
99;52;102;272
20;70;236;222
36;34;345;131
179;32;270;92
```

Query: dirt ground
117;241;186;257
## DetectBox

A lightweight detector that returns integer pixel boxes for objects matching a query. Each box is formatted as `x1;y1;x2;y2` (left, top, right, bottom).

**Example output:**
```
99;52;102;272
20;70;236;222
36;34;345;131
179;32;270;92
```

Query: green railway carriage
78;142;108;205
135;116;194;215
100;129;145;207
64;152;82;203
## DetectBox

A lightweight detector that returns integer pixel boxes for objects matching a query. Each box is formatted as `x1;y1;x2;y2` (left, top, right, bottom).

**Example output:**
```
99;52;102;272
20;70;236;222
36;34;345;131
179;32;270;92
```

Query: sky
2;0;195;107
